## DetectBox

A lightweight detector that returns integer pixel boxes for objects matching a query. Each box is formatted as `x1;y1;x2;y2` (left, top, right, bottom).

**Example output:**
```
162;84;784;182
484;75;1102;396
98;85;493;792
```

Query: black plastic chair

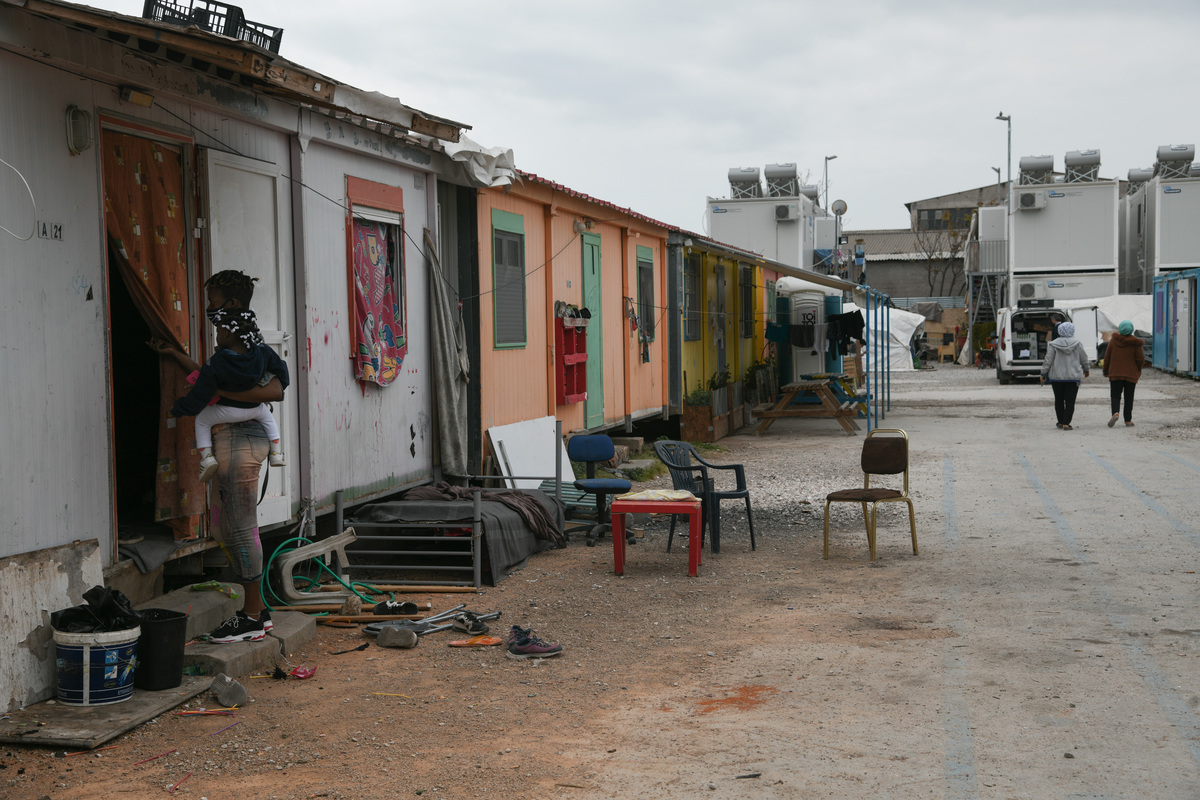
567;435;632;546
653;441;755;554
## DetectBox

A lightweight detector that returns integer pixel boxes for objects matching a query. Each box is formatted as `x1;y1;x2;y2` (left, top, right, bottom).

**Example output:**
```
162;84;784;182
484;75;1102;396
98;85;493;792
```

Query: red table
610;498;704;578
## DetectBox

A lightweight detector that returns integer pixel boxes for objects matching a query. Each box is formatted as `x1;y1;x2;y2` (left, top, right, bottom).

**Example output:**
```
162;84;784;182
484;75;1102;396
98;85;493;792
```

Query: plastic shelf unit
555;317;588;405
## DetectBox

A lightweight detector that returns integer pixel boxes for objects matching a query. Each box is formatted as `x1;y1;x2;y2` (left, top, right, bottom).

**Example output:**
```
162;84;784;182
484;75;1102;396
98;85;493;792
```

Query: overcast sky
105;0;1200;233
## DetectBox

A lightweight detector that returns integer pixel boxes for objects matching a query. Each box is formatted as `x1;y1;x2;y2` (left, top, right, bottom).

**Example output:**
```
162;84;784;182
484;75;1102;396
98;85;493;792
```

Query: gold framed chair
823;428;917;561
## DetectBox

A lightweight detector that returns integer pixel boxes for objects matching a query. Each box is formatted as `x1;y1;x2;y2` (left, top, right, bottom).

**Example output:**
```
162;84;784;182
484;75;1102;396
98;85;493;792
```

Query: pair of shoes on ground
506;625;562;660
1057;423;1073;430
1107;413;1135;428
210;609;273;643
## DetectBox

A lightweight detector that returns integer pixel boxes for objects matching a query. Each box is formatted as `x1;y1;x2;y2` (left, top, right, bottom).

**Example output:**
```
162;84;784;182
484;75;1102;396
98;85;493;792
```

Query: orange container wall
477;193;550;433
477;182;669;451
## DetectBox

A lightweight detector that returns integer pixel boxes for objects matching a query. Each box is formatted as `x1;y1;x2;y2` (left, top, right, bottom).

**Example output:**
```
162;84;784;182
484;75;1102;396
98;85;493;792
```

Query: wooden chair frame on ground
823;428;917;561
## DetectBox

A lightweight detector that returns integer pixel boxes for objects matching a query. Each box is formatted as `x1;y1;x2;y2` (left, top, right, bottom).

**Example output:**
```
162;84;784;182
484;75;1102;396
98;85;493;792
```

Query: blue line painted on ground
1159;450;1200;475
1087;450;1200;548
1018;452;1200;775
940;458;978;799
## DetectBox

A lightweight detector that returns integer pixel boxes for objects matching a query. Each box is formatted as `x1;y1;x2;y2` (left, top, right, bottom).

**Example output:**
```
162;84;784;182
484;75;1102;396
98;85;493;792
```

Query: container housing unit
1121;145;1200;294
1007;151;1119;306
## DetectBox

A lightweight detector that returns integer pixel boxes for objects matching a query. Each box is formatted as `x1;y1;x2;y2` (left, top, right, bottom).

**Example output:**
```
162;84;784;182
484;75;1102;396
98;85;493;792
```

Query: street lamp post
823;154;837;209
995;112;1011;206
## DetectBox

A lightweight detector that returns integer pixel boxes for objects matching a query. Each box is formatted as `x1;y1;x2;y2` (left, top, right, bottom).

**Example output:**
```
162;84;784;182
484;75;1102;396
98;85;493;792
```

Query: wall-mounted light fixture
65;105;93;155
119;85;155;108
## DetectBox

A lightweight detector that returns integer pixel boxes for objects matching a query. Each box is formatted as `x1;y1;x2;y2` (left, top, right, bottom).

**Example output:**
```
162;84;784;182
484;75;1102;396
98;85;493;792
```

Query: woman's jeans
1051;381;1079;426
1110;379;1136;422
210;421;269;583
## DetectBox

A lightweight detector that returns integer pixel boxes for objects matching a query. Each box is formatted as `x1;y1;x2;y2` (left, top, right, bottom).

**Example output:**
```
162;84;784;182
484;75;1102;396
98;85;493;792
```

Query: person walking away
1040;321;1089;430
1104;320;1144;427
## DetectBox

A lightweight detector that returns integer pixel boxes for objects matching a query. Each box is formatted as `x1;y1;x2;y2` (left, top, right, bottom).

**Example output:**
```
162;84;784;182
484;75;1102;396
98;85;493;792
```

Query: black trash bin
134;608;188;691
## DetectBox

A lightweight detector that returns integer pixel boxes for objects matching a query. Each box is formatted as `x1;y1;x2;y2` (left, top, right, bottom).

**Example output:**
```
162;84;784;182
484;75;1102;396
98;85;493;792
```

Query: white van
994;306;1074;384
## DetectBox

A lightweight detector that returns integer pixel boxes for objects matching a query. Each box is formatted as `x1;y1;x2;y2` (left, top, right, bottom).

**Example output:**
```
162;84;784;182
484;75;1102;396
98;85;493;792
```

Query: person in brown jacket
1104;320;1145;427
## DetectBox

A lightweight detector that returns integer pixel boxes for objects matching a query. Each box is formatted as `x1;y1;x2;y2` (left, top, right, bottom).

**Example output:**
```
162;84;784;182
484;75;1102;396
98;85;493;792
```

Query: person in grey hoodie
1039;321;1090;430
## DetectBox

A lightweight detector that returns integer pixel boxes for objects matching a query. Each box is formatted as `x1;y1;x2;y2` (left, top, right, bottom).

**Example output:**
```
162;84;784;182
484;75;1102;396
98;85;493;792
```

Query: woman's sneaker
198;455;219;484
453;612;489;636
506;630;562;660
210;612;266;643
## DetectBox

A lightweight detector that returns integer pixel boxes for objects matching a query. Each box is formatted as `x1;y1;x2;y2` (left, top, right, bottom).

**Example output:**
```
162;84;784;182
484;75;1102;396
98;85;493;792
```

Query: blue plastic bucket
53;626;140;705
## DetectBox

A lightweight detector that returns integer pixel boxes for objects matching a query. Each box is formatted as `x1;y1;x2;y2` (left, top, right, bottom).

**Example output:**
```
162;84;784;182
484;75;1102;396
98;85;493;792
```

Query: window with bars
740;265;754;339
683;253;700;341
637;246;655;341
492;212;526;348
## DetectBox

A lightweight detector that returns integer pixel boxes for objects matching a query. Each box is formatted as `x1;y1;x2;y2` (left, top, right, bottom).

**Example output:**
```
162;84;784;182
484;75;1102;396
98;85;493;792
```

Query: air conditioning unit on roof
1017;190;1047;211
775;203;798;221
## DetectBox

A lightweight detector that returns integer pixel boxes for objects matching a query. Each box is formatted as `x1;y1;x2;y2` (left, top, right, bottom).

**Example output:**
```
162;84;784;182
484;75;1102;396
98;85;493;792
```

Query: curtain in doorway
102;131;203;537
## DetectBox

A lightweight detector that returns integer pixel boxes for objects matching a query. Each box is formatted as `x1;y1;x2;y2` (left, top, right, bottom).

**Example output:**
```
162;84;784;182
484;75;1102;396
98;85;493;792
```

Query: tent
844;303;923;373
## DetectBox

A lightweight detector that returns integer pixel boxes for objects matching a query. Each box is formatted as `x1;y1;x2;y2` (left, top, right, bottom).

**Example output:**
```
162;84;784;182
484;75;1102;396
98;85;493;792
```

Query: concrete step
182;611;315;679
611;436;644;453
136;582;317;680
135;581;241;641
620;459;655;473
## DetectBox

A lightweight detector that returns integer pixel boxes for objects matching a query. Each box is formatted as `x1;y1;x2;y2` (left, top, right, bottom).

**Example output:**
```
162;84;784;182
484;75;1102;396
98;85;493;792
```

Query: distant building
844;182;1009;302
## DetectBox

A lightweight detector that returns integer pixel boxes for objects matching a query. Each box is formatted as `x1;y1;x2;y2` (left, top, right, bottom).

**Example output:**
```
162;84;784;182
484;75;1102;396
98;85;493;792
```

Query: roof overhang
4;0;469;142
668;231;860;293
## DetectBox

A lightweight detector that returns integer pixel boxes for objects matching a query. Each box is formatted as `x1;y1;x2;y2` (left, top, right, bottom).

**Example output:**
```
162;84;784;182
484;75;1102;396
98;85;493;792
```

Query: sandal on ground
1062;424;1073;430
1056;423;1064;429
1125;421;1135;426
1108;413;1119;428
448;635;503;647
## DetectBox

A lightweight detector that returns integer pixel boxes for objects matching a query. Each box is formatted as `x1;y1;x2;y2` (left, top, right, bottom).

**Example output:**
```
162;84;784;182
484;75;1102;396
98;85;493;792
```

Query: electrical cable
0;156;37;240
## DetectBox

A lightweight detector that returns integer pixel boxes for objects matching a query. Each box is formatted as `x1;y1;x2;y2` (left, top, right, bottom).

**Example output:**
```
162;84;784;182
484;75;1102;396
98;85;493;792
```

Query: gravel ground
7;361;1200;800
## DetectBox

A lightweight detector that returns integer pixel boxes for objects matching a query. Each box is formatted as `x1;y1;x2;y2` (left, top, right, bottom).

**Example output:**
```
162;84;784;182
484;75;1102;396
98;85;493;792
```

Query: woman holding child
151;270;284;641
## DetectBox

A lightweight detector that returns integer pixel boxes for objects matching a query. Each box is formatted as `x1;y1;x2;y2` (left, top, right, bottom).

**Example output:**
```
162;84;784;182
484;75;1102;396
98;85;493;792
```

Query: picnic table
754;376;863;435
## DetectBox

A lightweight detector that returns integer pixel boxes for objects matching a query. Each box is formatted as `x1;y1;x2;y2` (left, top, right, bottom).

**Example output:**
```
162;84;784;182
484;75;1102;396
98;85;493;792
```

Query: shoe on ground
198;455;218;484
269;452;286;467
453;612;490;636
377;627;418;648
374;600;419;616
1108;413;1119;428
1126;420;1135;426
507;625;532;645
234;608;273;632
506;631;563;660
211;612;266;643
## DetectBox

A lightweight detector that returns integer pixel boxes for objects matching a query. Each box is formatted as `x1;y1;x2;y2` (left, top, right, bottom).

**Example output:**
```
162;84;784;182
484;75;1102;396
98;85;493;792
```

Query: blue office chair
567;435;632;546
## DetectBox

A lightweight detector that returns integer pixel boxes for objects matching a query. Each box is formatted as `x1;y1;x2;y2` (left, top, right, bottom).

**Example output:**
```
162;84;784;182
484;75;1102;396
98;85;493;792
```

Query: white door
1070;307;1099;364
201;148;297;527
1178;279;1194;373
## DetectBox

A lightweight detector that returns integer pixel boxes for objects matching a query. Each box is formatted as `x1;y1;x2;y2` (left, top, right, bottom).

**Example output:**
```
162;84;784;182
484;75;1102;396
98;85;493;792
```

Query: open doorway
109;255;165;539
100;125;205;547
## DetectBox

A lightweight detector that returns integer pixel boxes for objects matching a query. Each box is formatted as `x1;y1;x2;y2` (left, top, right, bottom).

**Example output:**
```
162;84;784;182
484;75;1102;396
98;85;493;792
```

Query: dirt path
7;365;1200;799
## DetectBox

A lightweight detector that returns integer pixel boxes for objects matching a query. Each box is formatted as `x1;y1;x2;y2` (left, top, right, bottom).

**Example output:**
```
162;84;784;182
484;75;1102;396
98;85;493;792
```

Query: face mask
205;308;222;325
